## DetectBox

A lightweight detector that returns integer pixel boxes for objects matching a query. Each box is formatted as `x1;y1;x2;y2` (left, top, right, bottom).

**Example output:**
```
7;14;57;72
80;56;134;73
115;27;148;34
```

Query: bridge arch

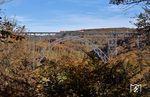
47;36;109;63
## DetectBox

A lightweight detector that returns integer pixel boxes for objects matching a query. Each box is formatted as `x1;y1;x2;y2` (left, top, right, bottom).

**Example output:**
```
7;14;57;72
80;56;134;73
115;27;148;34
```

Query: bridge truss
48;36;109;63
25;31;145;64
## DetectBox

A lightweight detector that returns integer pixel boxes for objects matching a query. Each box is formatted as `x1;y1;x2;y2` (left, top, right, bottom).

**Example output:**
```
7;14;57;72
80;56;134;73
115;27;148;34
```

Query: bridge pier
107;32;118;59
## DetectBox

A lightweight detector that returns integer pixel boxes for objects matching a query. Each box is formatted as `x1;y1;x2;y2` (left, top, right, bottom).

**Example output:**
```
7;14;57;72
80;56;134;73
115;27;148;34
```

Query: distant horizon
27;27;136;32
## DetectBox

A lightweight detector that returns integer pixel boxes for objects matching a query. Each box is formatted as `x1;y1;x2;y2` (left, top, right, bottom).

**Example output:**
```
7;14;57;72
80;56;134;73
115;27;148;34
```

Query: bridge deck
17;31;137;36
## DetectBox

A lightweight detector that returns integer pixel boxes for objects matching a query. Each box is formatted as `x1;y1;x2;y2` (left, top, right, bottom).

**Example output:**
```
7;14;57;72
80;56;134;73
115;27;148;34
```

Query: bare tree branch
110;0;149;5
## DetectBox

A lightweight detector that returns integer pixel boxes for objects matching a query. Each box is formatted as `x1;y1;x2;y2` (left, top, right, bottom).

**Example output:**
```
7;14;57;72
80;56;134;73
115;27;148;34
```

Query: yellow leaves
5;68;10;75
57;73;68;83
42;77;50;82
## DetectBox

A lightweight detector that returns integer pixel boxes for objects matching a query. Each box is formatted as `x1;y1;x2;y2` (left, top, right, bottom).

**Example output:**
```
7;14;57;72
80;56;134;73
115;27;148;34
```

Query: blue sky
1;0;142;32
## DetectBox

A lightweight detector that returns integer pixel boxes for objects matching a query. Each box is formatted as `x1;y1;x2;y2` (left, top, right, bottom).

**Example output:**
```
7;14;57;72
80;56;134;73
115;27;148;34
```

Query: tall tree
110;0;150;30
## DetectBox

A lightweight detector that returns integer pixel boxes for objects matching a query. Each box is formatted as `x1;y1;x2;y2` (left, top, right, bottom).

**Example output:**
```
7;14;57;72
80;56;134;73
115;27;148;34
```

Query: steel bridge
25;31;143;64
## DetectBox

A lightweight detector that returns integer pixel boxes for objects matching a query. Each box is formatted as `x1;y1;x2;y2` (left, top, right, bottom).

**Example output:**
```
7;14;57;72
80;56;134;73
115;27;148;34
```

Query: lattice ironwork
24;31;137;64
107;32;118;58
48;36;109;63
136;34;146;49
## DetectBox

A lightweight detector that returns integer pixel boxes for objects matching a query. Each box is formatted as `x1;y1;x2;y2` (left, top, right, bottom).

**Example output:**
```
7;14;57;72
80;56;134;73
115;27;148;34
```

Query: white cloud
106;5;124;12
61;14;134;27
26;14;135;32
10;16;32;22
